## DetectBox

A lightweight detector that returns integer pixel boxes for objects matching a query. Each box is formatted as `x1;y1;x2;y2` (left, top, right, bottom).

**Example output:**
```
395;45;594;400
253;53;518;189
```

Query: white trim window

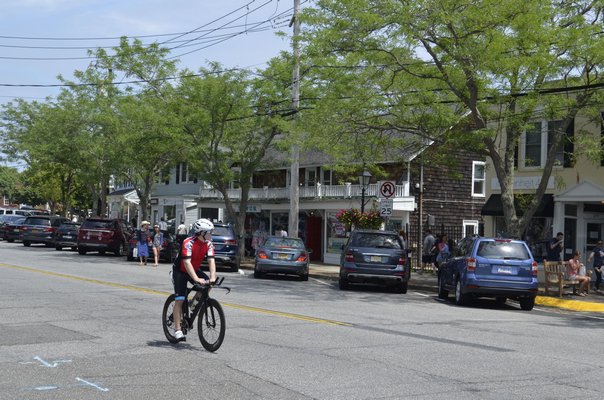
471;161;486;197
522;120;567;168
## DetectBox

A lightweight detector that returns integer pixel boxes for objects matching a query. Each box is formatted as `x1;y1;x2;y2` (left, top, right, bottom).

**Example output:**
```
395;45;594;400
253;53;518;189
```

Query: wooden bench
543;261;591;297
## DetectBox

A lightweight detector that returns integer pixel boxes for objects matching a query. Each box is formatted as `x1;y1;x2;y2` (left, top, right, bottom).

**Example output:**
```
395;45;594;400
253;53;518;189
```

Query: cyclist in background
172;218;217;342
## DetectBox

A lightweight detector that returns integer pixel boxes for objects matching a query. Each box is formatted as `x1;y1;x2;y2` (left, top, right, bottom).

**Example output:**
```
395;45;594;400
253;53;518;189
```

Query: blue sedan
253;236;310;281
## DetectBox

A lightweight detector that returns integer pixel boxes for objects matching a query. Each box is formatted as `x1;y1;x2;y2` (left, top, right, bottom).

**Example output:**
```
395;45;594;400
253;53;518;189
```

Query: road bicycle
162;277;230;352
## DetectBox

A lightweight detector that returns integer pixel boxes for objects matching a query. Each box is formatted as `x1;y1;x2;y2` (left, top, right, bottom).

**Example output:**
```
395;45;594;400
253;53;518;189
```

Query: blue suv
437;236;538;310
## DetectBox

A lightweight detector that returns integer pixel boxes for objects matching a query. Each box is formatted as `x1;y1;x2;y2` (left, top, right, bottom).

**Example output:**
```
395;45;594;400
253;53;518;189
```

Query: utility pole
288;0;301;238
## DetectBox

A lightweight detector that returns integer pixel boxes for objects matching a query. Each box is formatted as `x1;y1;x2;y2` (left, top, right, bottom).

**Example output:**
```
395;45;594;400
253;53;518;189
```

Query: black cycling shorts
172;265;208;300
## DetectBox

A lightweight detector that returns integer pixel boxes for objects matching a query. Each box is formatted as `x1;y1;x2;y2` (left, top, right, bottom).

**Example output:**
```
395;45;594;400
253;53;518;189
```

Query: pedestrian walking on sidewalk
587;239;603;293
422;230;435;274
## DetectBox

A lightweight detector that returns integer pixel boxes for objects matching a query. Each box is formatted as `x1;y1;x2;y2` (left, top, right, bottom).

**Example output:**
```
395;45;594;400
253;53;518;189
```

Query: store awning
481;194;554;217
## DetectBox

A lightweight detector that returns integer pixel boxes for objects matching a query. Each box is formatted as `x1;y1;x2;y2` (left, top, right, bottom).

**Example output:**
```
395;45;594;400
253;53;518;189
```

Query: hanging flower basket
336;208;383;230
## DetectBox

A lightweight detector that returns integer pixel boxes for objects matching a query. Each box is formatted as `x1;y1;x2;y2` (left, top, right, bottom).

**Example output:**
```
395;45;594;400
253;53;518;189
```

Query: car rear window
213;226;233;236
476;241;531;260
25;217;51;226
351;233;402;249
264;238;304;249
81;220;115;229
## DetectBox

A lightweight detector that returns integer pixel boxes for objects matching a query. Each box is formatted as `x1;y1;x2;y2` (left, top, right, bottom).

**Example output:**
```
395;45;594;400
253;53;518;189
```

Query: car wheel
78;247;87;255
99;250;106;255
7;239;14;243
300;273;309;281
495;297;507;306
396;281;408;294
126;250;134;261
519;296;535;311
71;246;78;251
23;241;31;247
55;246;62;251
455;279;469;306
339;277;349;290
253;264;263;279
230;262;239;273
438;274;449;299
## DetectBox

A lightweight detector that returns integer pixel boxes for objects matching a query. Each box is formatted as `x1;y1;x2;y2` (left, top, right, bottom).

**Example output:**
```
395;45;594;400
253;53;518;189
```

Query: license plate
33;229;42;233
496;266;513;274
64;235;73;239
275;253;289;260
370;255;382;262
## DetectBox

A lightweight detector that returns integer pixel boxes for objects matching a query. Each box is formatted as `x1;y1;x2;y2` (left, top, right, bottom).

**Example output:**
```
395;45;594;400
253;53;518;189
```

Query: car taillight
257;251;268;259
44;227;54;233
397;256;406;267
297;253;308;262
467;257;477;271
345;251;354;262
225;239;237;245
532;261;538;276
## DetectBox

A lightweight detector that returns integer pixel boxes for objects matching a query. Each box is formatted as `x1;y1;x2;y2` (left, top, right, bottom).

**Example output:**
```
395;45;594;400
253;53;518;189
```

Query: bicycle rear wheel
198;298;225;352
162;294;179;343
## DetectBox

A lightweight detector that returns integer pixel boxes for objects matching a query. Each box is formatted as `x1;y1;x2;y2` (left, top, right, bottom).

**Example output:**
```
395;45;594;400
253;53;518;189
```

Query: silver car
253;236;311;281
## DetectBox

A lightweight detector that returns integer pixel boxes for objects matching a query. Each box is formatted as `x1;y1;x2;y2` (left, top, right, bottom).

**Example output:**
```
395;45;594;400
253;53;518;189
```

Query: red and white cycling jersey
179;235;215;272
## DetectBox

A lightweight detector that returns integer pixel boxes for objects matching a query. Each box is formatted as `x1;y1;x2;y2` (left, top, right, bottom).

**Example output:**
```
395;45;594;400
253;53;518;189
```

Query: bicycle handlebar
192;277;230;294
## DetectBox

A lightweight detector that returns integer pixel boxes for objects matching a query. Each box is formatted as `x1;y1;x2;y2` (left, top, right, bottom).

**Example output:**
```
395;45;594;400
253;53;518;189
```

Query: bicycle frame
181;277;229;334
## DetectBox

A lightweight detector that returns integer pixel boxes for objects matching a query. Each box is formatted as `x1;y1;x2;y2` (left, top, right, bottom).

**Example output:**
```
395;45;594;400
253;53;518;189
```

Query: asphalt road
1;242;603;400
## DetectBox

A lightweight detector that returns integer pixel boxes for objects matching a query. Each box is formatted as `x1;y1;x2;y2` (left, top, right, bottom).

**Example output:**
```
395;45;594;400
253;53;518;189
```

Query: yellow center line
0;262;352;326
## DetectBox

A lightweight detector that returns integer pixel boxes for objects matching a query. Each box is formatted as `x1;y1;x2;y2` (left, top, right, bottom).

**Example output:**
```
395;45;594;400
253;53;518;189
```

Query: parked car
339;229;409;293
53;222;80;251
2;216;27;242
20;216;71;247
191;223;240;272
77;218;133;256
0;215;26;240
126;229;178;262
253;236;311;280
437;236;539;310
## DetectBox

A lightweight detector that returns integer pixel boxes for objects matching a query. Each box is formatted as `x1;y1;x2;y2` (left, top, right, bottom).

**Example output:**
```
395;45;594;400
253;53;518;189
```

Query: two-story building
147;146;485;265
482;112;604;261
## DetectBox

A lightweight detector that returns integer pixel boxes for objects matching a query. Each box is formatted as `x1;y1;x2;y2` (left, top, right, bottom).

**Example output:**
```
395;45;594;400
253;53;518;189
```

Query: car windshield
82;220;114;229
476;241;531;260
352;233;402;249
25;217;51;226
264;237;304;249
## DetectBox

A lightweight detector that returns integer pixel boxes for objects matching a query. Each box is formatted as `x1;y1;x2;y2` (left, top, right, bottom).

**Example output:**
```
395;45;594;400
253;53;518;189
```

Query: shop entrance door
586;222;604;253
306;216;322;261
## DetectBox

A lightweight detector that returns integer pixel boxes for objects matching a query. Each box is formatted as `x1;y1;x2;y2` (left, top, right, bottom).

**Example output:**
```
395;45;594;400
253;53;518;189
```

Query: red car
77;218;133;256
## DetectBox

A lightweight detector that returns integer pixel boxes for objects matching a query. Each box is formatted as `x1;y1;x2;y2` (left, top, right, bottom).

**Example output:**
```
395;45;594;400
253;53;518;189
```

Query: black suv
77;218;133;256
20;216;71;247
339;229;409;293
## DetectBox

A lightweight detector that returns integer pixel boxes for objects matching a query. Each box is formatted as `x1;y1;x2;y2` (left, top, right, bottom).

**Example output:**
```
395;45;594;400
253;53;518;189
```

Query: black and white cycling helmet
192;218;214;236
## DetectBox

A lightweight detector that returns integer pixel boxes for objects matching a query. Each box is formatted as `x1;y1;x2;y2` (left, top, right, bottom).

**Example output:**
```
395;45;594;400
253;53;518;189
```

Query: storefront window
271;212;289;236
326;211;348;254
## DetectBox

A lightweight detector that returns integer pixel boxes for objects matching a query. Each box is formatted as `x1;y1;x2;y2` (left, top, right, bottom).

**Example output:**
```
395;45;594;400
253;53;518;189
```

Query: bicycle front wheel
198;298;225;352
162;294;179;343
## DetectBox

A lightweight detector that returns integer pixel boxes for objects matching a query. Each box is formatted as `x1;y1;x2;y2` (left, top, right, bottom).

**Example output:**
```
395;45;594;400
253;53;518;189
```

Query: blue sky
0;0;296;105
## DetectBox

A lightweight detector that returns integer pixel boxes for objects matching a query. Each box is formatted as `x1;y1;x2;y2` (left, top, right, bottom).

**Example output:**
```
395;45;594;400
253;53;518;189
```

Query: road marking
76;377;109;392
35;386;58;391
0;262;351;327
30;356;72;368
309;277;332;286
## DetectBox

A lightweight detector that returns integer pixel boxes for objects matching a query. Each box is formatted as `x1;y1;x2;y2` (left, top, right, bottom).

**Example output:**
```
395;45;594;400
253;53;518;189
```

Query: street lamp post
358;170;372;213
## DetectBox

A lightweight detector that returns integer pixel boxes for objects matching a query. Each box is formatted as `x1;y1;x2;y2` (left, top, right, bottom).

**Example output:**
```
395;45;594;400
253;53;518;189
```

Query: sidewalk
239;259;604;312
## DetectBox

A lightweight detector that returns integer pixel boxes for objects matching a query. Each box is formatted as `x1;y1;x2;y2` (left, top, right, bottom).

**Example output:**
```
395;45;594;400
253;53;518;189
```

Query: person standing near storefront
587;239;603;293
547;232;564;261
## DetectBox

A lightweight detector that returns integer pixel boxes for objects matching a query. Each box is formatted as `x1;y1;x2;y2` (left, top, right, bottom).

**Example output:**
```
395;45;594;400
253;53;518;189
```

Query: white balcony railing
199;182;410;201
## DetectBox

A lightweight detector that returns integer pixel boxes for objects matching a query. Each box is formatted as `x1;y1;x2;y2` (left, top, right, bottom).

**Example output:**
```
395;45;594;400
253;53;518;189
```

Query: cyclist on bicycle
172;218;217;342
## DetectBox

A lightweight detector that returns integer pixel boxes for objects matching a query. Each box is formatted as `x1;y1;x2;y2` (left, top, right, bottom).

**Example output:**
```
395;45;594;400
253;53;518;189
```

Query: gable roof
555;180;604;202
